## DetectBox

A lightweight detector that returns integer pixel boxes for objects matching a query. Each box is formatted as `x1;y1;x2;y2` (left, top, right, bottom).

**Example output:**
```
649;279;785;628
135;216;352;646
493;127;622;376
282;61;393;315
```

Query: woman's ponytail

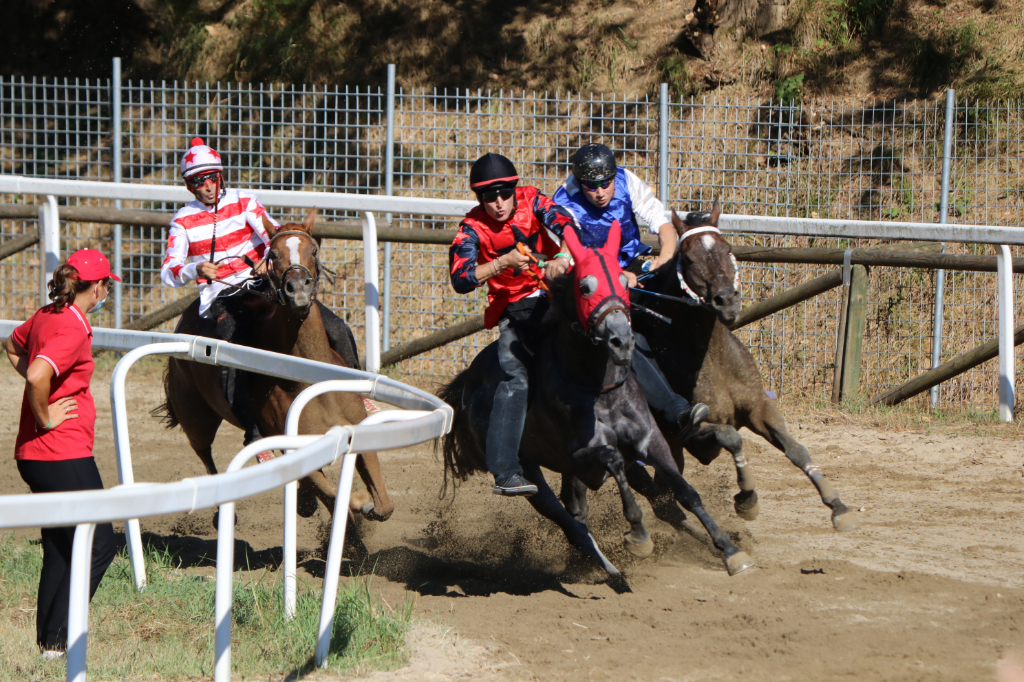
48;264;92;311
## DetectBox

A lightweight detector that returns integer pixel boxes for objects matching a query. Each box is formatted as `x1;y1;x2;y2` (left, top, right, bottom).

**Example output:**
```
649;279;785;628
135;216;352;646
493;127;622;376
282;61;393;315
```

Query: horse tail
435;369;477;499
150;364;180;430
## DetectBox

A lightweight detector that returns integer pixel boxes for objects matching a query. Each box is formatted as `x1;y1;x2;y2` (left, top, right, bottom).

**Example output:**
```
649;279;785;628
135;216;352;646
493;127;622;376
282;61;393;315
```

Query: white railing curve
0;322;452;682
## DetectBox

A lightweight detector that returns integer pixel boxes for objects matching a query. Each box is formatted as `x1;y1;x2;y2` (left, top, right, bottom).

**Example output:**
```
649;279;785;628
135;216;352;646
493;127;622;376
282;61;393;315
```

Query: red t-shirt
11;304;96;461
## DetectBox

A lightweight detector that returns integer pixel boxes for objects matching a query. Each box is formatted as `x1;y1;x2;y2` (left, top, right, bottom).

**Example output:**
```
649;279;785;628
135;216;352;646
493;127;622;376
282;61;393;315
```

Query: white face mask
86;282;108;314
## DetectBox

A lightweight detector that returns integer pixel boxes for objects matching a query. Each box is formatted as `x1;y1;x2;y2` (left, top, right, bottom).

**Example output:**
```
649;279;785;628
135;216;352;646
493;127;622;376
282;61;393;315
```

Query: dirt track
1;362;1023;681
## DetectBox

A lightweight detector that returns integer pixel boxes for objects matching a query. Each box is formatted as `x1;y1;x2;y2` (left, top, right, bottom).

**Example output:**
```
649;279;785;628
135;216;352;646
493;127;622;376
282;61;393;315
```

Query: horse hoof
725;551;754;576
734;491;760;521
832;510;861;532
623;532;654;558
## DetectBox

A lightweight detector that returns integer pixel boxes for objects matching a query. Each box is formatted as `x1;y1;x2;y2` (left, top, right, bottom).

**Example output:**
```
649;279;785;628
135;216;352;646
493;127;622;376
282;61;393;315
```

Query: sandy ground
1;360;1023;681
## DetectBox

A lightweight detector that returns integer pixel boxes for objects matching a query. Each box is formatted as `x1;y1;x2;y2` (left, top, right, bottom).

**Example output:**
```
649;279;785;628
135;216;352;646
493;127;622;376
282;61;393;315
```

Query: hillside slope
3;0;1021;100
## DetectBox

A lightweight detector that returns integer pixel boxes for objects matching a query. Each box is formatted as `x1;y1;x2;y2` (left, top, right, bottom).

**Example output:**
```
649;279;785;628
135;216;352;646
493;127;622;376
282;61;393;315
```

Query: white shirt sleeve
160;221;198;287
624;168;668;234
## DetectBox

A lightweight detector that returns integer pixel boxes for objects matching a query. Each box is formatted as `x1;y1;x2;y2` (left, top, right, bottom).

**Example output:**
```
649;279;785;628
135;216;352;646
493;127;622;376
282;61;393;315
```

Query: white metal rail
0;174;1015;418
0;321;452;682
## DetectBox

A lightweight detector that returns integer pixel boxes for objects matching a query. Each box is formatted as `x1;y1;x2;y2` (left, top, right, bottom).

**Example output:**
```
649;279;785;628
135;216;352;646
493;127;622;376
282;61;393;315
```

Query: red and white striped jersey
161;189;279;315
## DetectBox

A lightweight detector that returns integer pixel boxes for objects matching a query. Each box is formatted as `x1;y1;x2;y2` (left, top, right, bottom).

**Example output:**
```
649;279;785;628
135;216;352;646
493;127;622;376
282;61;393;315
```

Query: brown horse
158;208;394;522
626;202;860;532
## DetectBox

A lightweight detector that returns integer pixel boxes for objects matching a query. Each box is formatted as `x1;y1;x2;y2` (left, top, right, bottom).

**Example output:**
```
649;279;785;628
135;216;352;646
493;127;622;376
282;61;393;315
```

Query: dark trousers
486;298;548;481
206;285;361;445
632;331;692;427
17;458;117;651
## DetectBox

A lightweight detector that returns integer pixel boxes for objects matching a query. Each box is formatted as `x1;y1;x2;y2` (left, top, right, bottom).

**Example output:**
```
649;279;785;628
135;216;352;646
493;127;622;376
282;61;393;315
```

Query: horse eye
619;273;628;289
579;275;597;297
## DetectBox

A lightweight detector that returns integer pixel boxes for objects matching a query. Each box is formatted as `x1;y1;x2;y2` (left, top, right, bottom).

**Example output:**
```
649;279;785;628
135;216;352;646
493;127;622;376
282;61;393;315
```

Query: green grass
0;538;413;680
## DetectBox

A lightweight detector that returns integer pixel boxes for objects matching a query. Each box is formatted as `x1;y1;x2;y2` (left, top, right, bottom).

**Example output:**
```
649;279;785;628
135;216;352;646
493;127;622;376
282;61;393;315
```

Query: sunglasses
186;171;220;189
581;177;613;191
481;187;515;203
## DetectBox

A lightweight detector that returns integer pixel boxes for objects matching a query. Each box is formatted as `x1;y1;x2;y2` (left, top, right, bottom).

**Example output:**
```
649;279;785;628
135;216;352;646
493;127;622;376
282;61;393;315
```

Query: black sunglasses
186;171;220;189
481;187;515;203
581;177;613;191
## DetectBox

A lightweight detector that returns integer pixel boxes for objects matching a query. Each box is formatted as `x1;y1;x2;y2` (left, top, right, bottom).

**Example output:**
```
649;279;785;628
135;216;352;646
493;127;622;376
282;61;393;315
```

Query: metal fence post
930;89;954;407
38;195;60;307
382;64;396;354
112;57;124;329
658;83;669;205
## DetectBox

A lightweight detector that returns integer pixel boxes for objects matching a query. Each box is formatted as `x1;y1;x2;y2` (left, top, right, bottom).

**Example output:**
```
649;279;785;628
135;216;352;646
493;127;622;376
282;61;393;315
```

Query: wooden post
838;264;868;400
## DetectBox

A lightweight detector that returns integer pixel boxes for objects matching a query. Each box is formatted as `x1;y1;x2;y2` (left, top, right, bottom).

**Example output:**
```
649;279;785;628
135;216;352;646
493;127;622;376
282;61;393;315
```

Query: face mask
87;297;106;314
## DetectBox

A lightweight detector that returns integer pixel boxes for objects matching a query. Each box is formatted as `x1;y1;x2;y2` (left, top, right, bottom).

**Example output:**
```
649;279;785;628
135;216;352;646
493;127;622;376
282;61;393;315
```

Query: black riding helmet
572;143;617;184
470;153;519;202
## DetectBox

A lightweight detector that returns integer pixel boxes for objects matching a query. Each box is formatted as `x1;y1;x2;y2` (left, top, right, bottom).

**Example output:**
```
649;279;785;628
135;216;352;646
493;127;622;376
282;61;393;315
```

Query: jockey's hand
501;250;532;273
197;261;219;280
253;258;269;278
545;256;570;279
650;253;675;270
624;270;639;289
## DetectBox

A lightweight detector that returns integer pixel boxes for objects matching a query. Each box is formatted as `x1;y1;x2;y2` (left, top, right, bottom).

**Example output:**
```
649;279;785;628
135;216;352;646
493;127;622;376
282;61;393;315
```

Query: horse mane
545;271;578;327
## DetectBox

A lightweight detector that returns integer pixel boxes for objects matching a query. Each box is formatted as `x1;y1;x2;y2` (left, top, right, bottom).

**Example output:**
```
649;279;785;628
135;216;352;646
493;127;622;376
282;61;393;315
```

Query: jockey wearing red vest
448;153;577;496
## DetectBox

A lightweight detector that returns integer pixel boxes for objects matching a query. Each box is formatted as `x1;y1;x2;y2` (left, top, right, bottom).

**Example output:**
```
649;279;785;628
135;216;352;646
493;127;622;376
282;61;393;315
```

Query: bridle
265;230;322;306
675;225;741;305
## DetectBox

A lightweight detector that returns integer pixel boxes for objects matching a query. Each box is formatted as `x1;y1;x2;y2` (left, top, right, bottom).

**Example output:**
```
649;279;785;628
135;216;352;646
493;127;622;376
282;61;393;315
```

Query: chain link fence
2;72;1022;413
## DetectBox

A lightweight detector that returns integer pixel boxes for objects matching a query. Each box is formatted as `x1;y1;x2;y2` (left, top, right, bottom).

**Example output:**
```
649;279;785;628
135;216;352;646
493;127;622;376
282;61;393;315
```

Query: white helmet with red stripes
180;137;223;179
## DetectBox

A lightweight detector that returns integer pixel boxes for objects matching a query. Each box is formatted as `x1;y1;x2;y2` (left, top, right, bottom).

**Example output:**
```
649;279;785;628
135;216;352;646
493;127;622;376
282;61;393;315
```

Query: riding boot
214;293;262;445
316;300;361;370
486;317;536;496
632;332;708;439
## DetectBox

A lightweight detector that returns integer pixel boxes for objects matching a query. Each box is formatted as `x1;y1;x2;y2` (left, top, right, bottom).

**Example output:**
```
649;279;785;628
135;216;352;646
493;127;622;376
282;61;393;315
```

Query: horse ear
262;214;278;235
710;199;721;226
302;207;316;234
563;225;586;264
603;220;622;261
672;210;687;237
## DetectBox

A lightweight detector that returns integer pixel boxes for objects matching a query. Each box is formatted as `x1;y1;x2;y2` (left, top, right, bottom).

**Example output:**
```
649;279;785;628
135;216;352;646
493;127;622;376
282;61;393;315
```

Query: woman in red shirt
4;249;120;658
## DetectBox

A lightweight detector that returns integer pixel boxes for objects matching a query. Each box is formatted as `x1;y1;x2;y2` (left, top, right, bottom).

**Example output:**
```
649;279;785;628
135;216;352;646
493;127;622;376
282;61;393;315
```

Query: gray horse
438;223;754;577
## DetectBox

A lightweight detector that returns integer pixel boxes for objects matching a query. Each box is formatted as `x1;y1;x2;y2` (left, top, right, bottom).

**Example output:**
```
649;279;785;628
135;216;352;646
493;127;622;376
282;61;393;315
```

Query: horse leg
624;464;688;526
644;437;753;575
585;445;653;559
559;474;590;525
166;358;224;475
520;462;620;576
683;422;759;520
353;452;395;521
751;404;860;531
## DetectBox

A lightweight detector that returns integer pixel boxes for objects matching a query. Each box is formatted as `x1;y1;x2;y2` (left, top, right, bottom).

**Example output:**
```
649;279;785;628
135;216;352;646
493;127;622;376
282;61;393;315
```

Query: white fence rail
0;321;452;682
0;175;1016;420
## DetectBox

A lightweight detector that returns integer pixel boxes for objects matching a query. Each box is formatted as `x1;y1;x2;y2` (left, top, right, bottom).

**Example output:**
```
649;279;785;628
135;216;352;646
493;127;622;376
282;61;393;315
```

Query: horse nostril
714;294;729;308
610;336;623;348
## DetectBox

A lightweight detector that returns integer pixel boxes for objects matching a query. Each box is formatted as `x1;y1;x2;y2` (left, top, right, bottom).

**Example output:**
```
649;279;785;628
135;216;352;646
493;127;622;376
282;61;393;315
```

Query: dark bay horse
159;208;394;522
439;223;753;577
626;202;860;532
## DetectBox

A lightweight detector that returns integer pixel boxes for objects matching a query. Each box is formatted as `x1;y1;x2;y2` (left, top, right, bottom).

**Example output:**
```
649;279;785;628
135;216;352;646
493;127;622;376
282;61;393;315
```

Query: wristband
41;418;52;430
553;253;570;260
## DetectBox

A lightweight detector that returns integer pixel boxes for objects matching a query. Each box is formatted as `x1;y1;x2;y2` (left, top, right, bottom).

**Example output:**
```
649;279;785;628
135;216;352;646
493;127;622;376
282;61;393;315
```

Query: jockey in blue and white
554;143;709;439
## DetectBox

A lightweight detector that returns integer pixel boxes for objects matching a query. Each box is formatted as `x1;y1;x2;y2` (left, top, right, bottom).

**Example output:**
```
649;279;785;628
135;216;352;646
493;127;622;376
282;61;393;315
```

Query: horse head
262;208;321;315
672;200;740;326
562;220;634;366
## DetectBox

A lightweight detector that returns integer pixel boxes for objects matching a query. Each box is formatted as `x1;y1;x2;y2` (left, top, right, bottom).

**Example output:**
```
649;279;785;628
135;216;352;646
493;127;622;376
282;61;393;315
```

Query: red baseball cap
65;249;121;282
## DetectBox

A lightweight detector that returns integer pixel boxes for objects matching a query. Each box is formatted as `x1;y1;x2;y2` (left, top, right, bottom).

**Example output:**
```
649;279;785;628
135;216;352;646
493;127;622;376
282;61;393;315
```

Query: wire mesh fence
1;73;1022;413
